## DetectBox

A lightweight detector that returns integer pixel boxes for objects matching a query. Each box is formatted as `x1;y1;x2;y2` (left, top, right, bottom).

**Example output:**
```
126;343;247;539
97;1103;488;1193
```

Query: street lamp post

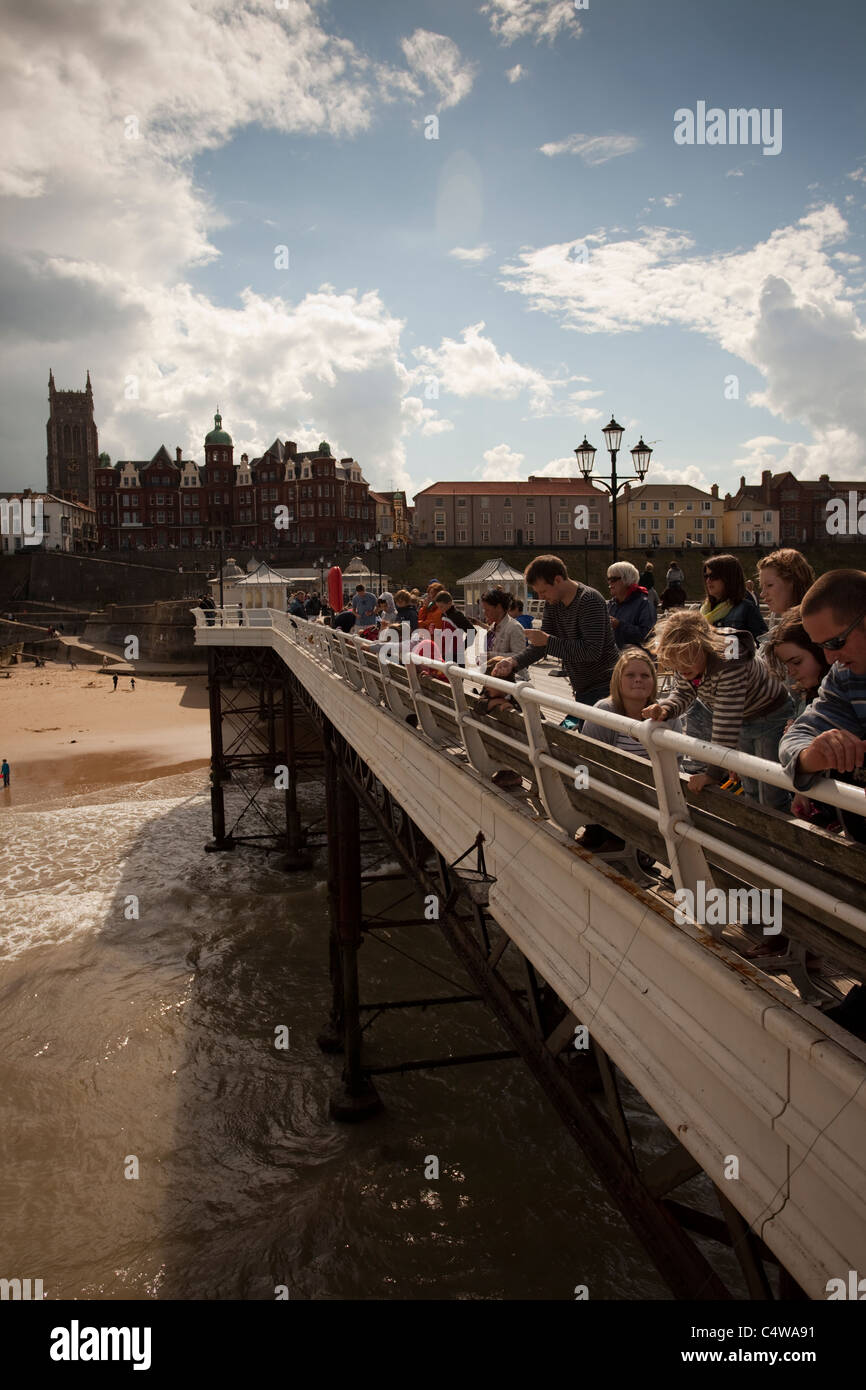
574;416;653;564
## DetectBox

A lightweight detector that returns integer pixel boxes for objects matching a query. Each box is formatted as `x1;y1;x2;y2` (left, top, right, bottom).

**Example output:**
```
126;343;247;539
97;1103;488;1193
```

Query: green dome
205;411;233;446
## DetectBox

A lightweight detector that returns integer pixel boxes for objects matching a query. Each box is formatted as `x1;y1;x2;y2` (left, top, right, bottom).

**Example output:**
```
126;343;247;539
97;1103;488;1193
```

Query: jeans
684;696;794;808
737;698;794;808
572;683;612;733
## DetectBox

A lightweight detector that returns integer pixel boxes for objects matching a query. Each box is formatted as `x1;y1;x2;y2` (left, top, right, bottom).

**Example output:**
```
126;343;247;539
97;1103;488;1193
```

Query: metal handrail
198;607;866;938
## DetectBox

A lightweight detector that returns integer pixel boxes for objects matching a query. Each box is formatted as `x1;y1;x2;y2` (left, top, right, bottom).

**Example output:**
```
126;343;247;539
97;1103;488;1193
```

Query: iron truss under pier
197;611;866;1301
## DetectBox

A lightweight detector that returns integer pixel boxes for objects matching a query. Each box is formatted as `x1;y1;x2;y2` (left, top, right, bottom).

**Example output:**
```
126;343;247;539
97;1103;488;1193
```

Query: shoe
578;825;625;853
823;985;866;1042
551;669;570;678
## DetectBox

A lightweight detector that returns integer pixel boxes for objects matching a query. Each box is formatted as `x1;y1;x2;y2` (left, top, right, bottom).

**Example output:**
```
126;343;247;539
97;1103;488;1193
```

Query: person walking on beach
130;677;136;691
67;651;76;669
1;758;9;788
112;673;118;690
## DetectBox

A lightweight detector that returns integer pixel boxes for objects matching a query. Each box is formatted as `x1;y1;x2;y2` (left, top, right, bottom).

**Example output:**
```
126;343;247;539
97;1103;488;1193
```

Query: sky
2;0;866;503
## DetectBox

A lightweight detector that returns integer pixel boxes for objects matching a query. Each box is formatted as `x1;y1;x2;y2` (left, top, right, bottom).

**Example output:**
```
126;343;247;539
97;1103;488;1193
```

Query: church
46;370;100;507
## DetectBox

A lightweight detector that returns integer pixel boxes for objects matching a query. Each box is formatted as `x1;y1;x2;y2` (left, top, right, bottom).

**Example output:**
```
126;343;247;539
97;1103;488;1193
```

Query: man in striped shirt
779;570;866;791
491;554;617;710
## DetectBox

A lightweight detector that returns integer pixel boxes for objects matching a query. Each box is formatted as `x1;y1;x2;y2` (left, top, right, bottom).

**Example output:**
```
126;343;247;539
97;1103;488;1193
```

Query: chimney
762;469;772;502
285;441;297;456
740;476;745;490
241;452;248;464
724;491;731;504
341;457;353;465
819;473;829;484
711;483;719;499
176;446;182;463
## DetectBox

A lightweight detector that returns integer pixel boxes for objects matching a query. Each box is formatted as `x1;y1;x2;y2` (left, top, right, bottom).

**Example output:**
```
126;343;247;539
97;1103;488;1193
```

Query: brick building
0;489;97;554
94;415;374;551
412;479;611;547
750;471;866;544
46;371;100;507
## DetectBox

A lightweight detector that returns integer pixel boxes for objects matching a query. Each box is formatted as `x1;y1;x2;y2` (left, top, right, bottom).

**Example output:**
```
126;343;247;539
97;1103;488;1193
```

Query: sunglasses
817;610;866;652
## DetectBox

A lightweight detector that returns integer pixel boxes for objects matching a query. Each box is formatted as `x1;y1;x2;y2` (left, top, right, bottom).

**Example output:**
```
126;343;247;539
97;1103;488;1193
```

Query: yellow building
617;482;723;550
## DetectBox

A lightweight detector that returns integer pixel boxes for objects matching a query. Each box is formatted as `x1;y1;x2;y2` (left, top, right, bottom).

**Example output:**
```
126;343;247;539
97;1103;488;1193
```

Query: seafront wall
0;552;207;607
83;600;198;661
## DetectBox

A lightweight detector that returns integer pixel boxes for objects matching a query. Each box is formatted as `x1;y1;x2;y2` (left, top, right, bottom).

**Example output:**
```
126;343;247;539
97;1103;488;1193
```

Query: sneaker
824;985;866;1042
551;669;570;678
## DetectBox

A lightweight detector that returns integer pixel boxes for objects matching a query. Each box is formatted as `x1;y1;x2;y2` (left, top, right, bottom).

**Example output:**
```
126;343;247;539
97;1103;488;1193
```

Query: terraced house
412;479;611;547
616;482;723;549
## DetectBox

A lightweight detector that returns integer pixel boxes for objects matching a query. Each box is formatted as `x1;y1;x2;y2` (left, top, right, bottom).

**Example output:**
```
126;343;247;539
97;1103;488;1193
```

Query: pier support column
329;763;382;1122
205;648;234;852
318;727;344;1053
280;683;312;871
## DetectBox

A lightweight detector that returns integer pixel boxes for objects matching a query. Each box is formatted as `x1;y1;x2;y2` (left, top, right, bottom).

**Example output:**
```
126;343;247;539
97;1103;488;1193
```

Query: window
434;510;446;525
668;501;675;511
480;510;490;525
652;501;660;511
156;493;164;505
524;497;534;506
457;528;468;542
666;517;675;529
457;511;467;525
503;528;513;542
525;529;535;544
456;497;466;507
479;496;490;509
556;510;569;524
694;517;702;530
503;511;513;524
706;518;715;530
156;511;165;524
434;496;444;506
589;530;599;541
589;513;599;525
557;528;570;542
742;530;753;544
525;511;535;525
435;528;446;542
122;495;129;508
503;497;512;507
481;528;490;542
701;500;712;512
743;511;751;522
685;502;693;512
640;502;647;511
763;511;773;523
651;519;660;530
131;494;138;505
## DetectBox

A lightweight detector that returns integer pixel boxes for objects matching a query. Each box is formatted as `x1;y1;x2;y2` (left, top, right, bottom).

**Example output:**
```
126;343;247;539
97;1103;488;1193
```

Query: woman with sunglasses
701;554;767;639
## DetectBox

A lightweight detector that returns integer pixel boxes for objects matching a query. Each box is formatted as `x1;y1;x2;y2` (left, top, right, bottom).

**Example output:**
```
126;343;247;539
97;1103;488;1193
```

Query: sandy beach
0;663;210;806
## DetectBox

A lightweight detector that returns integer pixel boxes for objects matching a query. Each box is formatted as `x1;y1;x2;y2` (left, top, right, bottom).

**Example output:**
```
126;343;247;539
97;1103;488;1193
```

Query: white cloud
0;0;478;491
500;204;866;477
649;193;682;209
401;396;455;436
481;0;583;46
449;244;494;263
414;321;563;412
539;133;640;164
400;29;478;110
847;167;866;184
726;168;745;178
505;64;525;83
480;443;525;480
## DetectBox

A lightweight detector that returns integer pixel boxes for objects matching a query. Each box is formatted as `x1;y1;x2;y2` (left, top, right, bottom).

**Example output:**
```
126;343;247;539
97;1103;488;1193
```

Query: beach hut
457;558;527;616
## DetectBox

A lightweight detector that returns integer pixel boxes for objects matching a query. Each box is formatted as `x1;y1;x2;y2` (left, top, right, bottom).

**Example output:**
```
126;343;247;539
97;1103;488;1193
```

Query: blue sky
2;0;865;500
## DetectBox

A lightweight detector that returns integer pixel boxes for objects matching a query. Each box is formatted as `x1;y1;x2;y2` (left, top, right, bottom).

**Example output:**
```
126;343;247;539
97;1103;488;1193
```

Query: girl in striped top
642;610;793;808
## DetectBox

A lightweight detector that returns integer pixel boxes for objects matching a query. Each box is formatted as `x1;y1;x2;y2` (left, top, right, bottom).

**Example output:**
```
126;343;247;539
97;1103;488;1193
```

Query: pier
193;605;866;1301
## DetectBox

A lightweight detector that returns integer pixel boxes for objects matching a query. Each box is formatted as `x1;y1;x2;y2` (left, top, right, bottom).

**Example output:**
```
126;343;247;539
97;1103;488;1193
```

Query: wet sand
0;664;210;807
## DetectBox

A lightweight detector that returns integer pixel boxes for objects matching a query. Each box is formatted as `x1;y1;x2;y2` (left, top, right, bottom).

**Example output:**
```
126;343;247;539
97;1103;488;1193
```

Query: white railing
192;606;866;942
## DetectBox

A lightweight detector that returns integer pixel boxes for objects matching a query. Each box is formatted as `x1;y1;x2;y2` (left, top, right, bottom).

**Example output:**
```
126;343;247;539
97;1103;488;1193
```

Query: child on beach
1;758;9;788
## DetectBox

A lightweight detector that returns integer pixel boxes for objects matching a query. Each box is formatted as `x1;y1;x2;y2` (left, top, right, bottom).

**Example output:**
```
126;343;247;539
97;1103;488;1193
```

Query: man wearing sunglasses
779;570;866;787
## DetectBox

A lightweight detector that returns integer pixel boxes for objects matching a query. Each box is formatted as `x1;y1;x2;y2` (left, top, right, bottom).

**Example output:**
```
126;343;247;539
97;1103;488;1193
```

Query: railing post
520;696;584;834
639;722;717;933
406;658;450;743
444;665;499;774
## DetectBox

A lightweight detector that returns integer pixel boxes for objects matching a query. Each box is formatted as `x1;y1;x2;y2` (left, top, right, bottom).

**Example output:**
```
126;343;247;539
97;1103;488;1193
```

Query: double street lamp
574;416;653;563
